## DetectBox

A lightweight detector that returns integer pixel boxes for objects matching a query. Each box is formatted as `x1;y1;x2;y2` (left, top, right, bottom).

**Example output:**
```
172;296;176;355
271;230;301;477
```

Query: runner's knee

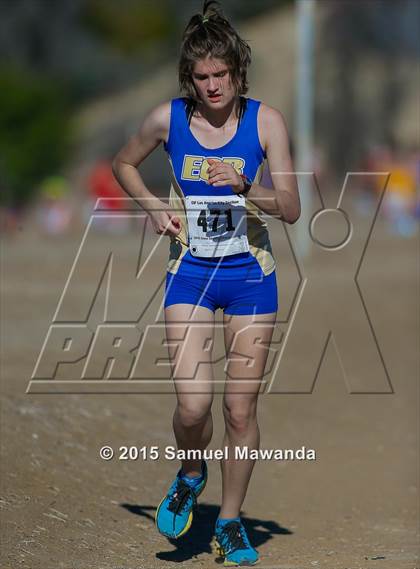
222;398;257;434
175;399;212;428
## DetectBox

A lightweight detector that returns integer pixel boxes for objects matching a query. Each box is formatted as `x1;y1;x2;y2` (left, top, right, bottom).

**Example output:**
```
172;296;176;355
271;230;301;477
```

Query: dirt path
1;211;418;569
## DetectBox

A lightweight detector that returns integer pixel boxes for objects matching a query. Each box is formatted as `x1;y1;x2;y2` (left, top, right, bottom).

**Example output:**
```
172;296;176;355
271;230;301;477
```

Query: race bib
185;195;249;257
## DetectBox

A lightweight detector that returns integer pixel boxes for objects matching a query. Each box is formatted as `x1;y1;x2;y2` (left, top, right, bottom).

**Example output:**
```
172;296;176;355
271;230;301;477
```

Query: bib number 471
197;208;235;233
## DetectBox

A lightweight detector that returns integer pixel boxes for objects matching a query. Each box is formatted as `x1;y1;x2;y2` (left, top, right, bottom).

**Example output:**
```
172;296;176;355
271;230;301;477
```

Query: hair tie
202;16;209;23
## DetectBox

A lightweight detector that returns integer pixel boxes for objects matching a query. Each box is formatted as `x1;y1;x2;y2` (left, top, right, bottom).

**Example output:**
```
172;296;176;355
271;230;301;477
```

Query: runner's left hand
206;159;244;193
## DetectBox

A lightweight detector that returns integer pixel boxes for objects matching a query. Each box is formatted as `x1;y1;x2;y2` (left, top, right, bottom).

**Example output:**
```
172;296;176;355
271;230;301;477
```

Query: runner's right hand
149;205;181;236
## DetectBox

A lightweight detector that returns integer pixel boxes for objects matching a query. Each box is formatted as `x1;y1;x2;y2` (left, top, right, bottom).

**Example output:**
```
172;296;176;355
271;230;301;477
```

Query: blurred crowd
0;148;418;239
356;146;419;237
0;146;420;238
0;159;133;237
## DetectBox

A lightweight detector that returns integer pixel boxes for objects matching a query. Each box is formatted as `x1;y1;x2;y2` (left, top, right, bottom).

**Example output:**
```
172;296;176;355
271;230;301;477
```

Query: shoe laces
167;479;197;516
217;521;249;553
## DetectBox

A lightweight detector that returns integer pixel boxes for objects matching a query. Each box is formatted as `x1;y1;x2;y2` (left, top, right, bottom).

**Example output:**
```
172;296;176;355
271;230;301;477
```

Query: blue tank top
164;97;275;280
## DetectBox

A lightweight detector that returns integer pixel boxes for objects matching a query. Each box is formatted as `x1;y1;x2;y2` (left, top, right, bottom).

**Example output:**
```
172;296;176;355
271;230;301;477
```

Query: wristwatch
238;174;253;197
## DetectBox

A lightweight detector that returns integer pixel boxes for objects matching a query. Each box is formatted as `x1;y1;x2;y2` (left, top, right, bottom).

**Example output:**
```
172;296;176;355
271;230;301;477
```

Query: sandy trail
1;208;418;569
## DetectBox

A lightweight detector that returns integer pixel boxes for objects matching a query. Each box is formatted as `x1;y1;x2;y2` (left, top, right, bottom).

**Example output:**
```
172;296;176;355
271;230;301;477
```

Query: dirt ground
1;204;418;569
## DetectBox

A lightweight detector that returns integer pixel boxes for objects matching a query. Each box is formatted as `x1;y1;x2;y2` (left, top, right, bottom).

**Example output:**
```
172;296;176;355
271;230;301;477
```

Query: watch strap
239;174;252;196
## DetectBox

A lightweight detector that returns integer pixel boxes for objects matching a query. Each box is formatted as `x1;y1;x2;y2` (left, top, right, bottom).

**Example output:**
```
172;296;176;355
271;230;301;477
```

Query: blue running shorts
164;270;278;315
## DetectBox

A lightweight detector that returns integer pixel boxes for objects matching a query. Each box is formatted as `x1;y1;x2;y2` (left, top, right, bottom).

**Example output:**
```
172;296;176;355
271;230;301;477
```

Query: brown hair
178;1;251;101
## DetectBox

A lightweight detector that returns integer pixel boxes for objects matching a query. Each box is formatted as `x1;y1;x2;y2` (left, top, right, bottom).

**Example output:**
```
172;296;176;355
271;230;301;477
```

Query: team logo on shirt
181;155;245;182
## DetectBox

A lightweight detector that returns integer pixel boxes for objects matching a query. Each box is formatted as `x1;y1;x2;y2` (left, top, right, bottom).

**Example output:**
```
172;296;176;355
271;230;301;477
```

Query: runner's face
192;56;236;109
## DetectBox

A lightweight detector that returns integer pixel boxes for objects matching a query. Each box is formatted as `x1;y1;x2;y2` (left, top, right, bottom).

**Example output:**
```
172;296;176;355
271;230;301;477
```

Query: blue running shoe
155;460;207;538
213;519;259;566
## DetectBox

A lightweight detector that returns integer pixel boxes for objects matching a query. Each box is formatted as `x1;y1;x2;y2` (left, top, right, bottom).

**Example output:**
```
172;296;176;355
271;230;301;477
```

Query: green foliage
0;66;72;207
82;0;174;55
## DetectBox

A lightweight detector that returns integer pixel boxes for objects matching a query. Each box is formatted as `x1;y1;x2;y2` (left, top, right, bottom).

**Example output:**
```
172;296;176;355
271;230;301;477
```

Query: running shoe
155;460;207;538
213;519;259;566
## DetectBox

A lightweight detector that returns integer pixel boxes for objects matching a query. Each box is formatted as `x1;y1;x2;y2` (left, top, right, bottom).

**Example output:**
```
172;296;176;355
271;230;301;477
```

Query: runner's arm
112;103;181;236
247;105;301;223
206;105;300;222
112;102;170;214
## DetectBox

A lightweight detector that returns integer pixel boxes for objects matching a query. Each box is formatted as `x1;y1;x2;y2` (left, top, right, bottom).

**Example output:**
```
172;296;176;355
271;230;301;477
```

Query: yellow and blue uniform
163;97;278;315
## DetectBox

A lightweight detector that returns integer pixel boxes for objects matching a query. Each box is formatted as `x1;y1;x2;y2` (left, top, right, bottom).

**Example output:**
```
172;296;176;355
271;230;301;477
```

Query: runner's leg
219;312;276;518
165;303;215;476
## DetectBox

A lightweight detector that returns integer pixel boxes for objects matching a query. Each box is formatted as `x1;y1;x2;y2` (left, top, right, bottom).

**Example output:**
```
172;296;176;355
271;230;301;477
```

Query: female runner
113;1;300;565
